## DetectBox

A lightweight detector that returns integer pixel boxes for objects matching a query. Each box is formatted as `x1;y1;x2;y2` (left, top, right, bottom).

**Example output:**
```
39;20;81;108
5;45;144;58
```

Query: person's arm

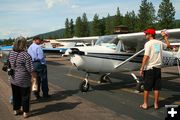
140;55;149;76
37;47;44;60
161;31;171;48
140;43;150;76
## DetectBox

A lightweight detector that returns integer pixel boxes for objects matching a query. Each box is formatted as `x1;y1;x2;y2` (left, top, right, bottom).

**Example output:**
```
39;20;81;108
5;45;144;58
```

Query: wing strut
114;49;145;69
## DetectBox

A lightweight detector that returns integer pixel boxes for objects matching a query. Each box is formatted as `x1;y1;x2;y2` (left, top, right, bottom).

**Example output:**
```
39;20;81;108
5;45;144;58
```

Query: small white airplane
41;36;99;56
67;28;180;92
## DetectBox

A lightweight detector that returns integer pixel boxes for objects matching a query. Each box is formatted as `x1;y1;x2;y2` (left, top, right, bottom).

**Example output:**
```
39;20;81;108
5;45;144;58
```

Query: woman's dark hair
13;36;27;52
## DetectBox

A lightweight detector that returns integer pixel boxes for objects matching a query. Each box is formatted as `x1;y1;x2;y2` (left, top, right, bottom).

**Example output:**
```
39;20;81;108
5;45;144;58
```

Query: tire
79;80;90;92
136;82;144;92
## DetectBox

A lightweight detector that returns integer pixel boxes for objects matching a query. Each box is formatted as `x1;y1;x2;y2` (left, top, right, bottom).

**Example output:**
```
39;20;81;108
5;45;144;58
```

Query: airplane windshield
95;36;119;50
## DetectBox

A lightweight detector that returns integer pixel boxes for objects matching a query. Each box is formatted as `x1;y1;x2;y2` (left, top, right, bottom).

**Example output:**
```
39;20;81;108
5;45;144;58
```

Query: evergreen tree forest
63;0;178;38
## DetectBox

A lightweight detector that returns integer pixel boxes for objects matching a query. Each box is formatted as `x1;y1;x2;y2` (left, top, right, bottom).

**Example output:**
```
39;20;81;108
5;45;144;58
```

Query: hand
140;70;144;76
161;31;168;38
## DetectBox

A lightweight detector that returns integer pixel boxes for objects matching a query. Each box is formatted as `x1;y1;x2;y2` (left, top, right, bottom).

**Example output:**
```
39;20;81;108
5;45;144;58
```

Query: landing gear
136;81;144;92
131;73;144;92
99;74;112;83
79;73;90;92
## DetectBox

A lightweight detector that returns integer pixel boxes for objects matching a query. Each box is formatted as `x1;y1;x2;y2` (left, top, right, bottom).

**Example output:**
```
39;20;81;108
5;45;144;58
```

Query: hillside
36;28;65;39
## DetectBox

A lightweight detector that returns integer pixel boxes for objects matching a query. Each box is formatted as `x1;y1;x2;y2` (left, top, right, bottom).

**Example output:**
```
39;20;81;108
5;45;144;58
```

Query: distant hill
35;28;65;39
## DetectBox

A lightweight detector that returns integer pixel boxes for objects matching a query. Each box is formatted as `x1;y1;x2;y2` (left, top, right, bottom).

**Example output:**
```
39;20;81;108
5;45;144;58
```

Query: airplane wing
55;36;99;44
114;29;180;69
117;28;180;52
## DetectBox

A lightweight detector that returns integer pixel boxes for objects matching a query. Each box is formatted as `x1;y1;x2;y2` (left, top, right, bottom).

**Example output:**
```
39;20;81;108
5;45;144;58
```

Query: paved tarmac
0;57;179;120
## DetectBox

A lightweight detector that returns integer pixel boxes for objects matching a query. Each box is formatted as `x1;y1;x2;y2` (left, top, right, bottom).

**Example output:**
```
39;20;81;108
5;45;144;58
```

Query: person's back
9;51;33;87
8;36;35;118
28;43;45;64
27;37;49;99
144;39;166;70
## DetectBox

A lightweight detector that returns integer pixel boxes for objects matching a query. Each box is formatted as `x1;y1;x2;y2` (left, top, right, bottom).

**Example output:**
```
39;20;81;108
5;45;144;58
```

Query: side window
116;40;125;52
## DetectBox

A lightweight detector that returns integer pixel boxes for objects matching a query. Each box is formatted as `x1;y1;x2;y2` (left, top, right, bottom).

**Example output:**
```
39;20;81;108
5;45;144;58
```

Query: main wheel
136;82;144;92
79;80;90;92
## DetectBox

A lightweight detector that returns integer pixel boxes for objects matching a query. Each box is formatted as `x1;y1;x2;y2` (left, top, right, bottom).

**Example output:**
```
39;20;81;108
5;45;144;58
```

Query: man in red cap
139;28;170;110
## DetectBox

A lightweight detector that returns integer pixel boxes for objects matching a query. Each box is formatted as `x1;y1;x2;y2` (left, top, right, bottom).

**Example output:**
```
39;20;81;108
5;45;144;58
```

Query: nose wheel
79;73;90;92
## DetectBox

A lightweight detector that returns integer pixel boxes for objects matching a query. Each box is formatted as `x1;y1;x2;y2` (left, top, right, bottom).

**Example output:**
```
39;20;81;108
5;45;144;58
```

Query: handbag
2;62;8;72
7;52;19;76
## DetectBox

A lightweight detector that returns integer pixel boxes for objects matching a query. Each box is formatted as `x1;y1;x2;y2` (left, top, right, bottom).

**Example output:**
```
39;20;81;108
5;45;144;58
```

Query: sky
0;0;180;39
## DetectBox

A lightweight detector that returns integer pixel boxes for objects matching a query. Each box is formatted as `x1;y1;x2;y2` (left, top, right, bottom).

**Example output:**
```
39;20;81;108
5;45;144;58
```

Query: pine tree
91;14;101;36
124;11;138;32
114;7;123;27
64;18;71;38
138;0;156;31
105;14;113;35
75;16;83;37
69;19;74;37
157;0;175;29
82;13;89;37
99;17;106;35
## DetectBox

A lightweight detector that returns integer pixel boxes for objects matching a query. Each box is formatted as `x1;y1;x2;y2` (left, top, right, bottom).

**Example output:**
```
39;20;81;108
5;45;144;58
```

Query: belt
33;60;40;62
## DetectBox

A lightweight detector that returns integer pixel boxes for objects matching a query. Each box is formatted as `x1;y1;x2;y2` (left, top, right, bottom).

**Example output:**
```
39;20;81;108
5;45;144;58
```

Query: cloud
45;0;79;9
0;28;31;38
71;5;80;9
45;0;70;8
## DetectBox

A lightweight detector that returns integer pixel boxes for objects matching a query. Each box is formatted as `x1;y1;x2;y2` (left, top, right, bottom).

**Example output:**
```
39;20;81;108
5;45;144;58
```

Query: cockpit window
95;36;119;50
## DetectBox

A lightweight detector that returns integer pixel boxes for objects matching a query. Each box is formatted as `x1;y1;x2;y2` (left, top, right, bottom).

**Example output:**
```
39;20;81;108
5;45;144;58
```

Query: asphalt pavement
0;57;179;120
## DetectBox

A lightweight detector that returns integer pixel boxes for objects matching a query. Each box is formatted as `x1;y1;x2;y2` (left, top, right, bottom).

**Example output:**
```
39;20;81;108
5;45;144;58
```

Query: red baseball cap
144;28;156;35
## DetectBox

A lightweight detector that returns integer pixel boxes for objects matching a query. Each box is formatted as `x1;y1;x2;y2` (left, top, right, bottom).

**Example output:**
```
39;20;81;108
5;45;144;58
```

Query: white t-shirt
144;39;167;70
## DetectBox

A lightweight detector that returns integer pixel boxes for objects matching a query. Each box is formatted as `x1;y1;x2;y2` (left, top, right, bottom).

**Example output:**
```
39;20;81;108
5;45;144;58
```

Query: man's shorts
143;67;161;91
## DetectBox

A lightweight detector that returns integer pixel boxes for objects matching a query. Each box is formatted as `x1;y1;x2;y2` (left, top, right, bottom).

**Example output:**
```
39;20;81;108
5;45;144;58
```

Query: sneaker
43;94;51;99
23;112;30;118
13;110;22;115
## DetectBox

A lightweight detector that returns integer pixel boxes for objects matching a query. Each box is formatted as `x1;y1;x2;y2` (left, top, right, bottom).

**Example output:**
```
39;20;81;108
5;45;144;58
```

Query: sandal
154;104;159;110
140;104;148;110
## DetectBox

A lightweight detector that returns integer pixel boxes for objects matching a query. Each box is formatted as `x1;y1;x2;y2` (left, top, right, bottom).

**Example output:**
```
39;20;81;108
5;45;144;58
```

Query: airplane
0;46;13;59
67;28;180;92
42;36;99;56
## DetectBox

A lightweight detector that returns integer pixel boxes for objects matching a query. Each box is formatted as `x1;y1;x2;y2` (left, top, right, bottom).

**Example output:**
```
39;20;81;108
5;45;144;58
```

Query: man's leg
153;68;161;109
142;90;149;108
40;65;49;97
154;90;159;109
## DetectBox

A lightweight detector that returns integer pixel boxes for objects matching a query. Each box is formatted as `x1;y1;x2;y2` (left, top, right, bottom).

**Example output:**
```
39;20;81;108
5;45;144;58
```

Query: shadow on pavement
31;89;79;104
30;89;80;116
31;102;81;117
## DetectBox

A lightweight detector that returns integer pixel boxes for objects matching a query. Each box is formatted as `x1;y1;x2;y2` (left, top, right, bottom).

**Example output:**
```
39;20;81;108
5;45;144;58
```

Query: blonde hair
13;36;27;52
